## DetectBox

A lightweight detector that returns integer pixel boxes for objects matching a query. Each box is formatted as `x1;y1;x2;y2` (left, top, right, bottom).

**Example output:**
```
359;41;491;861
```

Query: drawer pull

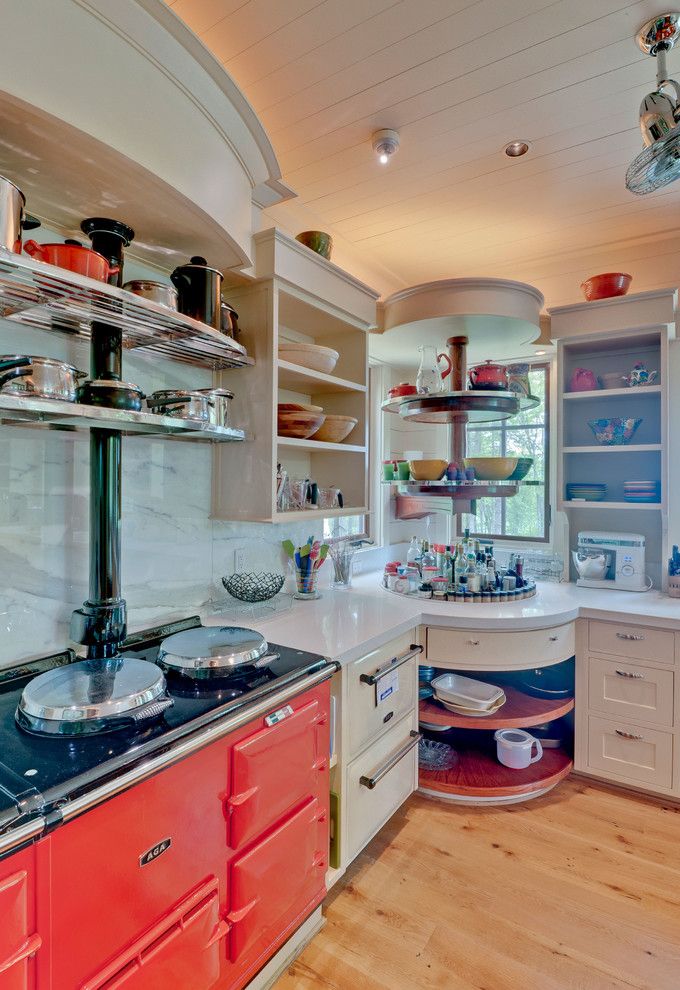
467;640;480;646
615;729;644;741
549;635;558;642
615;670;645;679
616;632;645;641
360;645;423;686
360;731;421;789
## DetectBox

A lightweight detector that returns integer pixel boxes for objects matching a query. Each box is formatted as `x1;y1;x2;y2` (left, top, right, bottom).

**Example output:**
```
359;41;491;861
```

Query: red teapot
469;361;508;391
569;367;599;392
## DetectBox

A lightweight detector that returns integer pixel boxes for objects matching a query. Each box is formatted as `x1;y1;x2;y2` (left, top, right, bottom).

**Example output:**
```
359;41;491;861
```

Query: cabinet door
588;621;675;665
347;634;418;760
228;695;328;849
48;739;230;989
81;879;226;990
0;847;40;990
588;656;674;727
587;715;673;790
227;798;327;967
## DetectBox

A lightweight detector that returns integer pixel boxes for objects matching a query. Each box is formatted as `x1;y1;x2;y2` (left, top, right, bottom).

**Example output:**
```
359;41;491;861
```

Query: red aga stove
0;618;336;989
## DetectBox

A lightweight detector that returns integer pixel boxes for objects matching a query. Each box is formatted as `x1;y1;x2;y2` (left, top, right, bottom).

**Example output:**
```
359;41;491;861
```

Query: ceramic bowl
587;417;642;446
295;230;332;259
462;457;519;481
581;272;632;301
310;414;358;444
507;457;534;481
408;459;448;481
278;342;339;375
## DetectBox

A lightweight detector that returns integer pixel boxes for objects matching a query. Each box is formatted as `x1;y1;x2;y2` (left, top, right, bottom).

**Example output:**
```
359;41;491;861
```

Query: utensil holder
330;547;355;588
668;575;680;598
293;563;320;600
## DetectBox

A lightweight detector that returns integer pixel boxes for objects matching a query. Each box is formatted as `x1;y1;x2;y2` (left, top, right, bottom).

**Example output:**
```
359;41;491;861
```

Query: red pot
581;272;632;301
24;239;119;283
469;360;508;390
388;382;417;399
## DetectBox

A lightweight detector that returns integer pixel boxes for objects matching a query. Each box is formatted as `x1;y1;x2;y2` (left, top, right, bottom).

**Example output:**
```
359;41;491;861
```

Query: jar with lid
432;577;448;601
417;582;433;599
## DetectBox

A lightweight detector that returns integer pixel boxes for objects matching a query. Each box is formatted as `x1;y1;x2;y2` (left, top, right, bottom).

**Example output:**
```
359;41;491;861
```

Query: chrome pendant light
626;13;680;195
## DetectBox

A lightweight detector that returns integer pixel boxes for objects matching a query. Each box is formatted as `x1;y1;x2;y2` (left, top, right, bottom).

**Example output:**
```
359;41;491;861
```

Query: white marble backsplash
0;248;320;666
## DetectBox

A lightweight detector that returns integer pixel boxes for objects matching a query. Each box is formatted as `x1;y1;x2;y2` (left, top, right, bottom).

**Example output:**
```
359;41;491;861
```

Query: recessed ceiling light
535;350;546;355
505;140;530;157
373;128;400;165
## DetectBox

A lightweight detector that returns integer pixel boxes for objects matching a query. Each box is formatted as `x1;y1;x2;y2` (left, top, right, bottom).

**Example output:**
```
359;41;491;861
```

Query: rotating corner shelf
419;690;574;731
0;393;245;442
419;747;573;804
0;250;252;371
381;390;538;422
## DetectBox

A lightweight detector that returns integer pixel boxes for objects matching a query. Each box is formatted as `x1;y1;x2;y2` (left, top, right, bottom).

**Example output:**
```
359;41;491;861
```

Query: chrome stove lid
157;625;270;674
17;657;170;735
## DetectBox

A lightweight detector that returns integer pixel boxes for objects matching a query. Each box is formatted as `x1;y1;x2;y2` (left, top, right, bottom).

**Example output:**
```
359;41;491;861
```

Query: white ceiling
165;0;680;308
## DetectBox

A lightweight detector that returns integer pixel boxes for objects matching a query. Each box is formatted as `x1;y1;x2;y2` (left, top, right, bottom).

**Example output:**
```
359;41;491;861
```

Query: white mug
494;728;543;770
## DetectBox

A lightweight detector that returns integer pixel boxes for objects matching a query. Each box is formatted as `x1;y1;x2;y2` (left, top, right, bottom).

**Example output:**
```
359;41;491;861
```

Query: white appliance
574;531;647;591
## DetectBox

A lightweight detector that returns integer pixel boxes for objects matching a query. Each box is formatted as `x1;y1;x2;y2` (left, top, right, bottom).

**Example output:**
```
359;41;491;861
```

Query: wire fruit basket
222;572;285;603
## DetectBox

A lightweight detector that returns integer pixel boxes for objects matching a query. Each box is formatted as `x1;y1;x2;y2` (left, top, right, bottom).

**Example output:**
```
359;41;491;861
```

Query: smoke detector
626;12;680;194
372;129;400;165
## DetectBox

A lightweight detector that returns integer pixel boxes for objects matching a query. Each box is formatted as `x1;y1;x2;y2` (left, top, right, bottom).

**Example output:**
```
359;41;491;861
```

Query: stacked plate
565;483;607;502
431;673;506;718
624;480;660;503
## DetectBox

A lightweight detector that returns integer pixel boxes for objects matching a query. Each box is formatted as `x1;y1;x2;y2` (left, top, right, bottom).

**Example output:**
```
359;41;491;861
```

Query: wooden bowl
310;414;358;444
408;459;448;481
278;343;339;375
463;457;519;481
277;402;323;413
277;410;326;439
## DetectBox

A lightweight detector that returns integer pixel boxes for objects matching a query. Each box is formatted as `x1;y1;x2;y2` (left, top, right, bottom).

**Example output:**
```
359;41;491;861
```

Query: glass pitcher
416;345;452;394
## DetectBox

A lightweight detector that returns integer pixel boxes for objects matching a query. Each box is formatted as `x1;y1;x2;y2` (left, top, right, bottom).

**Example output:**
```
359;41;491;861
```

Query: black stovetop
0;616;331;833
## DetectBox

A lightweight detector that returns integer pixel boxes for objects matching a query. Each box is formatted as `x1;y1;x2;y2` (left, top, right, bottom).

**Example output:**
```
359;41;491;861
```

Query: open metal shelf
0;393;245;442
0;250;253;371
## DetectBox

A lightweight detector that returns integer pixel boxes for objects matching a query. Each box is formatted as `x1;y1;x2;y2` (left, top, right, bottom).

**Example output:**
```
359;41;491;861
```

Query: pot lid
158;626;269;673
195;387;234;398
172;256;224;277
80;379;144;393
147;389;210;402
0;354;81;372
18;658;166;723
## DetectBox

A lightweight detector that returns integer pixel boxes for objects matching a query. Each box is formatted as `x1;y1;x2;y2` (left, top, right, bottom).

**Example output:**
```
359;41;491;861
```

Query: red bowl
581;272;632;301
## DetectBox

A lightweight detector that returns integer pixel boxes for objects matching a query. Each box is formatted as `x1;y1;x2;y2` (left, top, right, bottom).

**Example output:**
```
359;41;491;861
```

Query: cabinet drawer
425;623;575;669
346;713;418;861
586;715;673;789
347;633;418;760
588;620;674;665
588;657;674;727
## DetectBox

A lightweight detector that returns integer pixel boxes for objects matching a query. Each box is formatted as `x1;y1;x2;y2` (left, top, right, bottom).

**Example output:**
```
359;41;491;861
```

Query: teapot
569;367;599;392
469;360;508;391
623;362;658;387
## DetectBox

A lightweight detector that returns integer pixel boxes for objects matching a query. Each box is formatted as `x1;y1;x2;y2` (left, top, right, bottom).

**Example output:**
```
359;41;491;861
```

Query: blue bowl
588;417;642;446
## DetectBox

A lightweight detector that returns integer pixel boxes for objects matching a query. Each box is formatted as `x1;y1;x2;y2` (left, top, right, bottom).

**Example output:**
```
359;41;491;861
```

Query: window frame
462;361;551;545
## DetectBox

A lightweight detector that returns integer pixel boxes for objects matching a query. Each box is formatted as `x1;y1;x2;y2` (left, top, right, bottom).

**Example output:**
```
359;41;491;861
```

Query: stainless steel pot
77;379;145;412
220;301;239;337
146;389;214;422
0;176;40;254
171;257;223;330
195;387;233;427
157;626;272;676
0;355;86;402
123;279;178;311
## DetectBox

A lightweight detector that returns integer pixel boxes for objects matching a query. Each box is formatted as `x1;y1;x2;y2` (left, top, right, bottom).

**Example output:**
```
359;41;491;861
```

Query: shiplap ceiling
165;0;680;307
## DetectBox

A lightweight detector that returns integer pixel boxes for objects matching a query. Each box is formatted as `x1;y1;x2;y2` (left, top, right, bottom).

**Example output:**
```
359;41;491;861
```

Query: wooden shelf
419;690;574;731
277;436;366;453
563;385;661;400
277;360;366;395
561;500;661;511
273;506;368;523
563;444;661;454
419;745;573;799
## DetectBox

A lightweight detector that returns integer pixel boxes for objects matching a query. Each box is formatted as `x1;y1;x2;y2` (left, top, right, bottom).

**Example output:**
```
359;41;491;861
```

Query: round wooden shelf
419;688;574;730
419;745;573;801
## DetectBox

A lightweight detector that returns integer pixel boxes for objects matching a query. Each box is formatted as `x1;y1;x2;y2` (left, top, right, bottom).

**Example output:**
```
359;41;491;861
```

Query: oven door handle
359;645;423;686
360;731;421;790
0;933;42;973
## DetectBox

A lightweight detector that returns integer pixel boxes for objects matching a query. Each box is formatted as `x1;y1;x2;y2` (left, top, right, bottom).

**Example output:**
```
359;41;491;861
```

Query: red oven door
80;878;226;990
226;797;327;968
0;847;41;990
227;686;329;850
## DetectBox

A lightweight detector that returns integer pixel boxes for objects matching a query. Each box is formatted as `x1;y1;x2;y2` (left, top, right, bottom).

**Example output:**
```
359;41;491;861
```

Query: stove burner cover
158;625;269;675
16;658;171;736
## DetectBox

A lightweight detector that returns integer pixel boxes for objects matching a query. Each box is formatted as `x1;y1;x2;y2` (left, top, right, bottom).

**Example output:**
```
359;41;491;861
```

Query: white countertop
204;575;680;665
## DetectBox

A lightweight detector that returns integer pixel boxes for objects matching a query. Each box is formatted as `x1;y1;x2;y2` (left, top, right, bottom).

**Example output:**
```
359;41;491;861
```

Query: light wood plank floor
274;778;680;989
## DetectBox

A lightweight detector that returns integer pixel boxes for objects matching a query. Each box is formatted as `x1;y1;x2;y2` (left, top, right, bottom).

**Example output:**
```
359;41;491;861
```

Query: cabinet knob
549;635;558;642
467;639;480;646
615;669;645;679
615;729;644;741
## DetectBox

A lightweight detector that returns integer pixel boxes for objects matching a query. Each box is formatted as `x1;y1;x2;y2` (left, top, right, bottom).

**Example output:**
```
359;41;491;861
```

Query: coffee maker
573;531;647;591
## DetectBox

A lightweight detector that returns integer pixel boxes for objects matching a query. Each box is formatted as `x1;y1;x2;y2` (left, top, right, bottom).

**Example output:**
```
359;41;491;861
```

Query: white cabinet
425;623;575;669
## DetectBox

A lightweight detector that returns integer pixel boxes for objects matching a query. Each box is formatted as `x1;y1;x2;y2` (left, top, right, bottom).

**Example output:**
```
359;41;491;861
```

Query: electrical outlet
234;547;247;571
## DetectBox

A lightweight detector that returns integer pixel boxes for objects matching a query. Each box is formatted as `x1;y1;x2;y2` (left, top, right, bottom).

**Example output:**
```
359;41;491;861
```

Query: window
464;364;550;542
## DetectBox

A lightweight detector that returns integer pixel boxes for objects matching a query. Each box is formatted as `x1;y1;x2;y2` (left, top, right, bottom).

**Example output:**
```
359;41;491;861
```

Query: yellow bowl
408;459;448;481
463;457;519;481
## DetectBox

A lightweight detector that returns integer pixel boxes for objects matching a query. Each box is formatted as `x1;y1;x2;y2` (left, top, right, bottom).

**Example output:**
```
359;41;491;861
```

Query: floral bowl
588;417;642;446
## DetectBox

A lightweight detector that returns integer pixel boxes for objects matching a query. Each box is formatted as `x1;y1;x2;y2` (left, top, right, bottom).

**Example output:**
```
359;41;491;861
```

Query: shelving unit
419;748;573;804
213;229;378;523
548;292;675;589
419;690;574;731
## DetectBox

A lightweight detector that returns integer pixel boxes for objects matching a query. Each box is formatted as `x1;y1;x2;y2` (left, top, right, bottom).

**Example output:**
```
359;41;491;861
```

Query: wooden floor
274;778;680;989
